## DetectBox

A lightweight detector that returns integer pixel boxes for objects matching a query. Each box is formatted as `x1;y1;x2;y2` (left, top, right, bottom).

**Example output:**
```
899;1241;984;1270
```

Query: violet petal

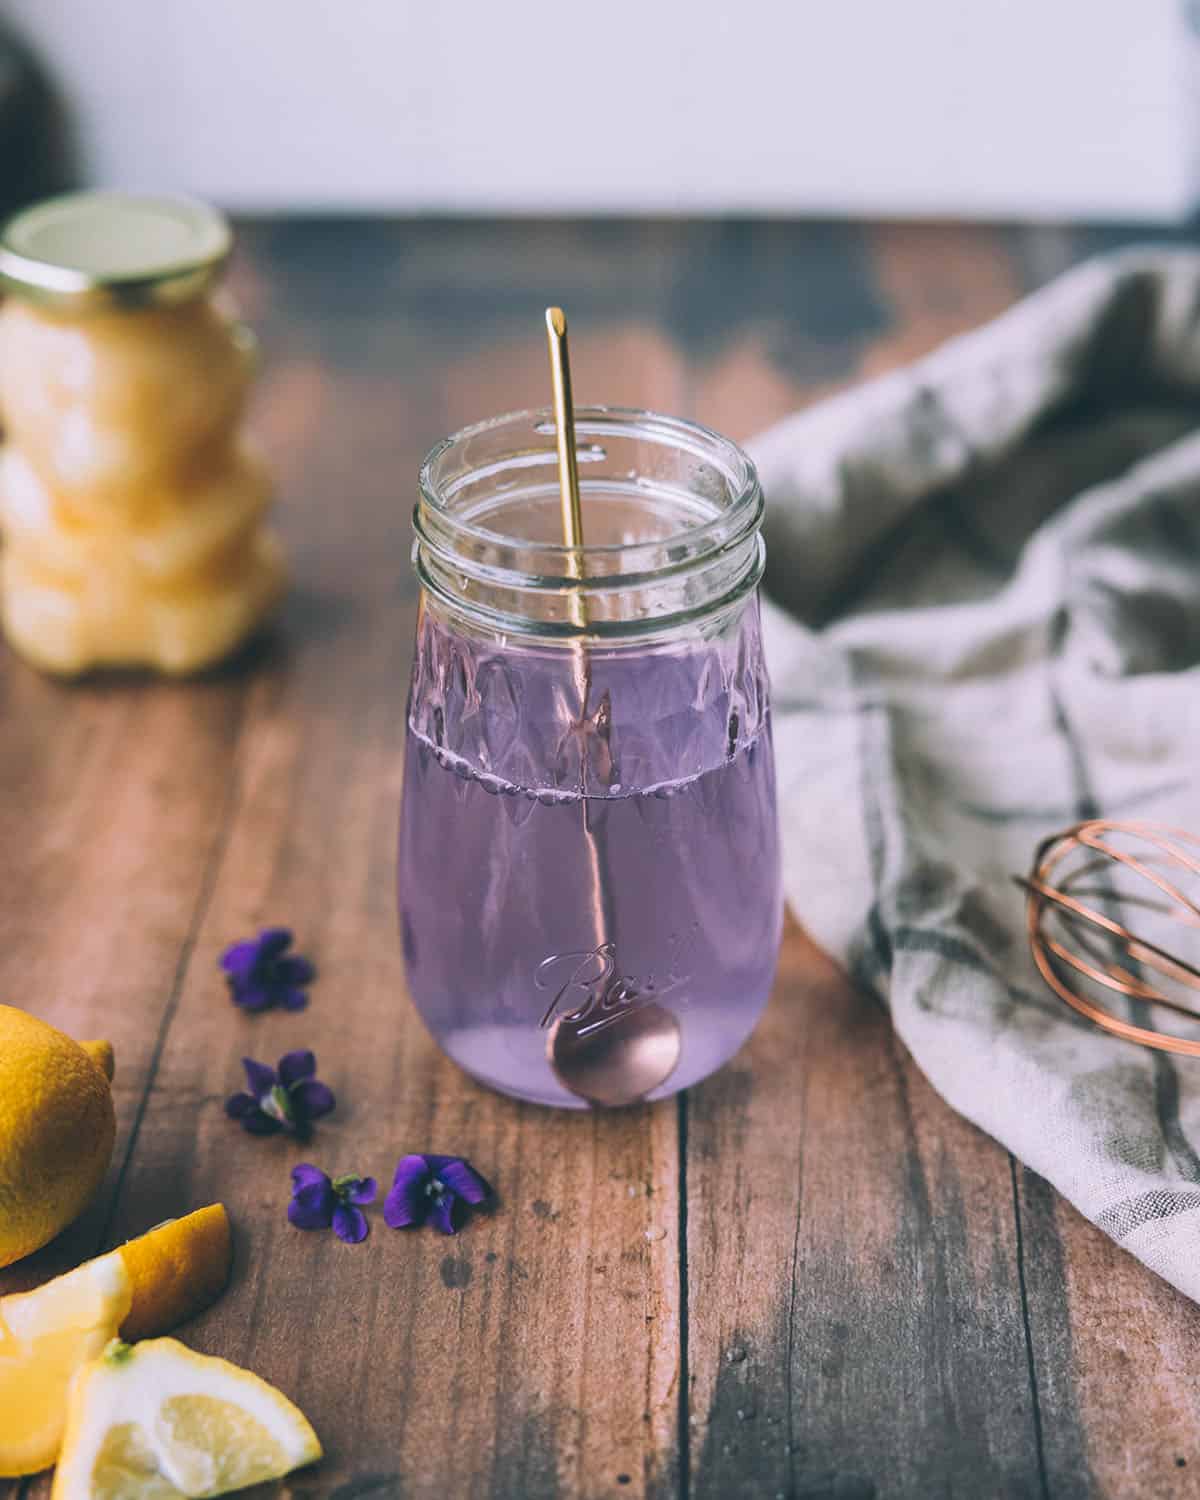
390;1152;429;1188
220;941;262;977
438;1159;489;1206
383;1187;425;1229
290;1162;329;1192
241;1111;283;1136
280;987;310;1012
291;1079;335;1121
232;983;273;1012
429;1195;459;1236
258;927;294;959
332;1203;369;1243
384;1159;430;1229
224;1092;258;1120
242;1057;277;1097
288;1182;335;1230
276;955;317;986
277;1050;317;1088
342;1175;377;1206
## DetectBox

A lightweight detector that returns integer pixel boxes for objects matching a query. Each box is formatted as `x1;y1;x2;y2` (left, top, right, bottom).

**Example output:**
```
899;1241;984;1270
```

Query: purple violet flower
220;927;315;1012
225;1050;335;1138
384;1154;490;1236
288;1164;377;1243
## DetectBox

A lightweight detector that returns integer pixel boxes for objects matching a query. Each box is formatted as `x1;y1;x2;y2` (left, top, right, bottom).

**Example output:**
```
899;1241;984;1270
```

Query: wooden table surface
3;218;1199;1500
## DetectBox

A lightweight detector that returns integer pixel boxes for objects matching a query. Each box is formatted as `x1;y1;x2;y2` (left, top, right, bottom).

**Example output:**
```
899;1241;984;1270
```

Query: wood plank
685;921;1046;1500
1003;220;1200;1500
0;637;250;1309
1016;1166;1200;1499
862;221;1032;372
688;220;888;442
684;223;1055;1499
3;220;693;1499
0;589;250;1500
684;217;1200;1500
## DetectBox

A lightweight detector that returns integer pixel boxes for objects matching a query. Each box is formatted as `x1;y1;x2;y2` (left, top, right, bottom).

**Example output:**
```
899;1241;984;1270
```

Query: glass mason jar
399;407;781;1108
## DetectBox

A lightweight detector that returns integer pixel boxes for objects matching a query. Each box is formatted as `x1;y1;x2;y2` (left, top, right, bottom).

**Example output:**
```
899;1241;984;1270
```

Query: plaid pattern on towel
754;248;1200;1300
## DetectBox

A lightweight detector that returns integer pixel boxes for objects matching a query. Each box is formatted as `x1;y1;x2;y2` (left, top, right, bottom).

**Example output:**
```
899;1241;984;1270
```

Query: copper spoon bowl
548;1003;682;1108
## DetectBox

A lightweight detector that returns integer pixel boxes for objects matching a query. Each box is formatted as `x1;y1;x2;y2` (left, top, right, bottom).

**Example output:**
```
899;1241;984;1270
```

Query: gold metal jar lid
0;191;232;312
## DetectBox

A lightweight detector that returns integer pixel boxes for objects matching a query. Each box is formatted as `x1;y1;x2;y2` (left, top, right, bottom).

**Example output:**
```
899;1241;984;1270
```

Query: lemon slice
53;1337;322;1499
0;1250;131;1477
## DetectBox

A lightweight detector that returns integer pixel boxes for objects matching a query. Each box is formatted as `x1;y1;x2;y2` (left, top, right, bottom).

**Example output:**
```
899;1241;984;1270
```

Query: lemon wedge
53;1337;321;1498
0;1250;131;1477
119;1206;232;1343
0;1209;232;1477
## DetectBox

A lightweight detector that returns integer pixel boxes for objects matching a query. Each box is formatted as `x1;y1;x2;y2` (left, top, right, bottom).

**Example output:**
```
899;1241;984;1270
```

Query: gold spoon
542;307;682;1107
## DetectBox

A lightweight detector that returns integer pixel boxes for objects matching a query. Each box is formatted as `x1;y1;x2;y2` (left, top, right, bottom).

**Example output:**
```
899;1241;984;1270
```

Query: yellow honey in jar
0;192;285;675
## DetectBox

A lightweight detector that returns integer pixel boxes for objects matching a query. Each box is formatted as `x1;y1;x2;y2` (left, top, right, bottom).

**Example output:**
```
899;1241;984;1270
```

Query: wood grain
90;349;687;1498
684;221;1044;1500
0;218;1194;1500
0;669;250;1300
687;925;1048;1500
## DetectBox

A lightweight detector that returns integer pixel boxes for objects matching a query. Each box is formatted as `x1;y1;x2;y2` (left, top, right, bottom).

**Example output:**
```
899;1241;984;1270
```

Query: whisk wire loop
1021;820;1200;1056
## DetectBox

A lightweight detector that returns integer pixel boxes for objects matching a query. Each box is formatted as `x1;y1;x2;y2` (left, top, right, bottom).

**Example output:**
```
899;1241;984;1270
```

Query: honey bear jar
0;192;285;675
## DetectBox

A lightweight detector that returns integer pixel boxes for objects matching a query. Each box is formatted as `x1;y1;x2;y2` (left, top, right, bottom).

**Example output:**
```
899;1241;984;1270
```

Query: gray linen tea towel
753;248;1200;1302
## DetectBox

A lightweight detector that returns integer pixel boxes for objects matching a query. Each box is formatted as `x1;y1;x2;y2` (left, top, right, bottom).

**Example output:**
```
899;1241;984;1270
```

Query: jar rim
418;404;760;565
414;404;765;642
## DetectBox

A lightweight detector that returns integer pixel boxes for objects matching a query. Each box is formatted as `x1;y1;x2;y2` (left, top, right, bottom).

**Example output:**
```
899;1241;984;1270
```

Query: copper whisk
1018;820;1200;1056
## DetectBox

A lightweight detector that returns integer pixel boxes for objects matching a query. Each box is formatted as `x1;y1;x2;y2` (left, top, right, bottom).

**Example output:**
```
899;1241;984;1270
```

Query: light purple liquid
398;604;781;1107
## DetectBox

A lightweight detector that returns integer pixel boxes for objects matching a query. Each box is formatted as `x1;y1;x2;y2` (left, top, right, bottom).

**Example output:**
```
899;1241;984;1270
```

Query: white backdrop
6;0;1199;220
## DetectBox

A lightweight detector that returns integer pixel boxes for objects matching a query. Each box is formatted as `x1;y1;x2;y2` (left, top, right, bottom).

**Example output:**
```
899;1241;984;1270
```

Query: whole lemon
0;1006;116;1269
